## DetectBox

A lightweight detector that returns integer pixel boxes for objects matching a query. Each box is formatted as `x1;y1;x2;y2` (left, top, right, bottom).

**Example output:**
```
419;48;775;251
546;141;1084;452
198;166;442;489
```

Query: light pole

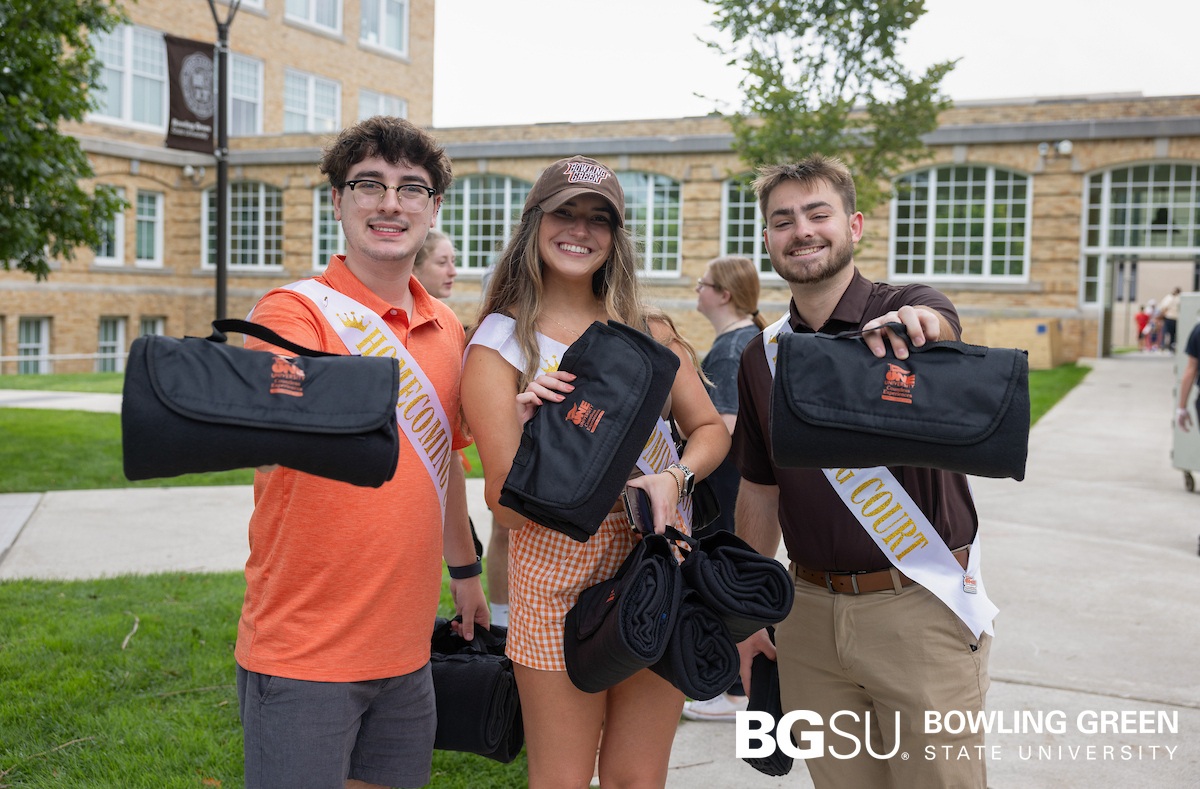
207;0;241;321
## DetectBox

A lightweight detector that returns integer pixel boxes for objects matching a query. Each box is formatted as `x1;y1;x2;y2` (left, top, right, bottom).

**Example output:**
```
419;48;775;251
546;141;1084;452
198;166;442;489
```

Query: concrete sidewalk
2;358;1199;788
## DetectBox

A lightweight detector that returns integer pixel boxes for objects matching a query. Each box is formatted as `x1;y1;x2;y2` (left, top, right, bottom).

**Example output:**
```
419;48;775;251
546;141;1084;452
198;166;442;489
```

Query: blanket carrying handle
207;318;339;359
832;322;987;358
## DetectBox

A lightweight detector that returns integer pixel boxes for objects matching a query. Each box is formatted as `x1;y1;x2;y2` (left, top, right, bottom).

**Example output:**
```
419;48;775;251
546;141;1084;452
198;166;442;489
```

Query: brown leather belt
794;547;970;595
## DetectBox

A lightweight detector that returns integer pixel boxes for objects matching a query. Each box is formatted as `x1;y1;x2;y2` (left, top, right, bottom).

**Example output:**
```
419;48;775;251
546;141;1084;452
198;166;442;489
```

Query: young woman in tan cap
461;156;728;788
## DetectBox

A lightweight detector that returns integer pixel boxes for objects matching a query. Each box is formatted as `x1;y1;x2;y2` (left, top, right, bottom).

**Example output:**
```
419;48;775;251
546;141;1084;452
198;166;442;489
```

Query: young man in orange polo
236;117;486;789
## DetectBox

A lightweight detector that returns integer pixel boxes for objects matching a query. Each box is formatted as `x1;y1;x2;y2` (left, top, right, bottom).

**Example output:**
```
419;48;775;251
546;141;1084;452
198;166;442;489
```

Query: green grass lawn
0;570;525;788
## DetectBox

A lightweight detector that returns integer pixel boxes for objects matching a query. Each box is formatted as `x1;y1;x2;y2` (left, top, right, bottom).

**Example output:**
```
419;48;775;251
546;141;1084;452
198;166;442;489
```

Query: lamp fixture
1038;140;1073;159
182;164;207;185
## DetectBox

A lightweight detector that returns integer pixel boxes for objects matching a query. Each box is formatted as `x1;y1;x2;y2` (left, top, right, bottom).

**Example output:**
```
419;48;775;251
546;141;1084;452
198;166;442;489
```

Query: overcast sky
432;0;1198;128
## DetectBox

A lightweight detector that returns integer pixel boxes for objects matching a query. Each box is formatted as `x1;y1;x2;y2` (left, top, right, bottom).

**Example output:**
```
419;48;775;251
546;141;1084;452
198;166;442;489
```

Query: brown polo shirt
733;270;979;573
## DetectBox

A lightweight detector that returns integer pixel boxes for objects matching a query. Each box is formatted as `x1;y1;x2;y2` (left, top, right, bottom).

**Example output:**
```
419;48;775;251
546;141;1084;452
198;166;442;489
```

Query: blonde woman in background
681;254;769;723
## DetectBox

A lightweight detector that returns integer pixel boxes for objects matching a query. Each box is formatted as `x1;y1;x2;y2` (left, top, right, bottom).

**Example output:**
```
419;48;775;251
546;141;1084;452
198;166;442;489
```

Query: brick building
3;0;1199;372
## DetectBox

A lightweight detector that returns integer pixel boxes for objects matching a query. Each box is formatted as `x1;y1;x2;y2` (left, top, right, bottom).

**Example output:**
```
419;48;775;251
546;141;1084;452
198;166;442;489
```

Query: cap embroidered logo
563;160;611;185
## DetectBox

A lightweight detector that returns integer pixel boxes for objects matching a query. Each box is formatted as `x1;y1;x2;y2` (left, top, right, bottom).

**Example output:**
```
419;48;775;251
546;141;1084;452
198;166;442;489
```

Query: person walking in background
461;156;729;788
733;155;995;789
1161;286;1183;353
238;117;487;789
1135;304;1151;352
1176;319;1200;431
680;255;767;724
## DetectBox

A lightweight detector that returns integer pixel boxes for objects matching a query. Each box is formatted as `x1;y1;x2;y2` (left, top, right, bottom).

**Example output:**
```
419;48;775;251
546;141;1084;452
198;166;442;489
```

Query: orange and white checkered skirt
506;510;687;672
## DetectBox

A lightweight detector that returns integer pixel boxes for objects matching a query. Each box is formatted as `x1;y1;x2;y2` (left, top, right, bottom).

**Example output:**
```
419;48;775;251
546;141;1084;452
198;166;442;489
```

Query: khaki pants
776;577;992;789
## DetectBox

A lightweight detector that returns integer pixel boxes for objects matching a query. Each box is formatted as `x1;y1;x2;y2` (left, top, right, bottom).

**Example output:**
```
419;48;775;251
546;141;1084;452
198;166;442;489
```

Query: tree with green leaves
705;0;955;213
0;0;127;280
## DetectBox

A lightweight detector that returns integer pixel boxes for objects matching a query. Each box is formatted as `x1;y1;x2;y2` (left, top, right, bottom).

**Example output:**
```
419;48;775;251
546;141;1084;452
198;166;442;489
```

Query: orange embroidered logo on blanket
269;356;305;397
565;399;605;433
881;363;915;404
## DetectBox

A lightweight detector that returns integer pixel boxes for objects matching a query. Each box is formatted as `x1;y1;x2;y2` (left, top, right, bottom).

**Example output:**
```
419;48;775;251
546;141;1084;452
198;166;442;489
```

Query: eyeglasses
695;280;721;292
343;180;438;210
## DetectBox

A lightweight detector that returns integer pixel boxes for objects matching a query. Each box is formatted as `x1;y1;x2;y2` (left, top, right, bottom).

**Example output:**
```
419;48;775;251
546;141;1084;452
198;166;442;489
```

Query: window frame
283;69;341;133
889;164;1033;284
97;317;127;373
617;171;683;277
93;186;126;267
202;182;285;270
720;175;777;278
90;25;168;131
17;317;51;375
134;190;164;268
285;0;343;35
357;88;408;121
227;53;263;136
312;186;346;270
359;0;410;58
438;174;531;271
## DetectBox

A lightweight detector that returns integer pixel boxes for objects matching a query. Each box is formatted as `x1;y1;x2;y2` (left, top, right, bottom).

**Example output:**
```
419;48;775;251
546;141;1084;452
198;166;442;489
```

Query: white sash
468;314;691;528
278;279;454;519
762;316;996;637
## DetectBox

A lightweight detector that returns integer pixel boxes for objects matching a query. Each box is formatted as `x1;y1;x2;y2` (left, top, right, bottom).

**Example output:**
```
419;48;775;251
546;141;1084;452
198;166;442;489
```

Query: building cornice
77;113;1200;166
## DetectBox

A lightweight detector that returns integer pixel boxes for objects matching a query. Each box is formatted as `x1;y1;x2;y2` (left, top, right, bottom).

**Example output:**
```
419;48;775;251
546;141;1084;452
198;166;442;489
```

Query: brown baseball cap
523;155;625;227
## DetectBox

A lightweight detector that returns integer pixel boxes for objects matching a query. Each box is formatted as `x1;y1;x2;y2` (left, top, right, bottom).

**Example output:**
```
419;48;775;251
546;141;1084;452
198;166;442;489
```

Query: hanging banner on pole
164;34;215;153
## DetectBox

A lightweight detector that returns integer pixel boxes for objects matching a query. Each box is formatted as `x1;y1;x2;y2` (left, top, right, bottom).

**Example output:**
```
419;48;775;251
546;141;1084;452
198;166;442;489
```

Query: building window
313;188;345;269
891;165;1031;281
1089;164;1200;250
135;191;163;267
722;176;772;275
204;182;284;269
97;317;126;373
360;0;408;56
229;55;263;136
439;175;531;271
358;89;408;120
618;171;682;275
18;318;50;375
285;0;341;34
140;316;165;336
92;25;166;128
93;187;126;266
284;69;340;133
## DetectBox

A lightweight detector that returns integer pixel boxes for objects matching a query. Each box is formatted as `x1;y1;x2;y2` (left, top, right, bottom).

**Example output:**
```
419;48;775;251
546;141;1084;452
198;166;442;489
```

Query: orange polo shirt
234;256;469;682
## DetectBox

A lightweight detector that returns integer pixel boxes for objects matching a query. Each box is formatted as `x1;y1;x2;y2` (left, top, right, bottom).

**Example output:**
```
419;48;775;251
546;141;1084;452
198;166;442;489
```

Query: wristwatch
667;462;695;497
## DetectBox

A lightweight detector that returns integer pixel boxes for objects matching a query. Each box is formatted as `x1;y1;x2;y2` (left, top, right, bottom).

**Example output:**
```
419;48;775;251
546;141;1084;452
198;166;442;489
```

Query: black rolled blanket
650;590;740;700
679;530;794;643
564;533;682;693
430;618;524;763
742;628;794;777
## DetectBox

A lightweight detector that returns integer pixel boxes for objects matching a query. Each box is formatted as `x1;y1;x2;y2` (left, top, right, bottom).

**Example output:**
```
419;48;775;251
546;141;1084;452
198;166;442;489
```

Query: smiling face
762;178;863;286
332;155;441;270
536;193;615;281
414;237;457;298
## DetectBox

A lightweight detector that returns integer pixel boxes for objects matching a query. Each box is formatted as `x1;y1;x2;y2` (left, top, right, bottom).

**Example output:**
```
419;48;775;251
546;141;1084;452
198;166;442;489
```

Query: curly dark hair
318;116;453;194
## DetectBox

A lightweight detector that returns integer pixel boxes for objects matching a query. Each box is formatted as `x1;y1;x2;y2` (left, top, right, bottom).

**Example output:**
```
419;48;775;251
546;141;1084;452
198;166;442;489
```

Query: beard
772;228;855;285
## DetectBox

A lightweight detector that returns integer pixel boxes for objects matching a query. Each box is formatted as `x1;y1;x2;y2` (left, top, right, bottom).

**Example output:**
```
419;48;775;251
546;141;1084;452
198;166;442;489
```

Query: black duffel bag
770;325;1030;480
430;617;523;763
122;319;400;488
499;320;680;541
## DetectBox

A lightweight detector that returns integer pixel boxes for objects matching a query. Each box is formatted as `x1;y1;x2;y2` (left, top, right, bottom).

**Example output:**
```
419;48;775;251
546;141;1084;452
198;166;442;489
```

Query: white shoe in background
680;692;749;722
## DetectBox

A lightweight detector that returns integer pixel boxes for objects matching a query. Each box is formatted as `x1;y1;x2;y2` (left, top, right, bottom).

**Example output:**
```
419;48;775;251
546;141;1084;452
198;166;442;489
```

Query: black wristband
447;559;482;579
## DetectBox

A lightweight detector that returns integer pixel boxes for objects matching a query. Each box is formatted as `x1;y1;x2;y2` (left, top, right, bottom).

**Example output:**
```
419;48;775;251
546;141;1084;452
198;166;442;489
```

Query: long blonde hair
471;206;701;389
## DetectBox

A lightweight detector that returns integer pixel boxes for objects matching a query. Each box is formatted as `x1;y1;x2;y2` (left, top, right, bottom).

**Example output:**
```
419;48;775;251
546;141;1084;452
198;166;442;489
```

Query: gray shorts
237;662;436;789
